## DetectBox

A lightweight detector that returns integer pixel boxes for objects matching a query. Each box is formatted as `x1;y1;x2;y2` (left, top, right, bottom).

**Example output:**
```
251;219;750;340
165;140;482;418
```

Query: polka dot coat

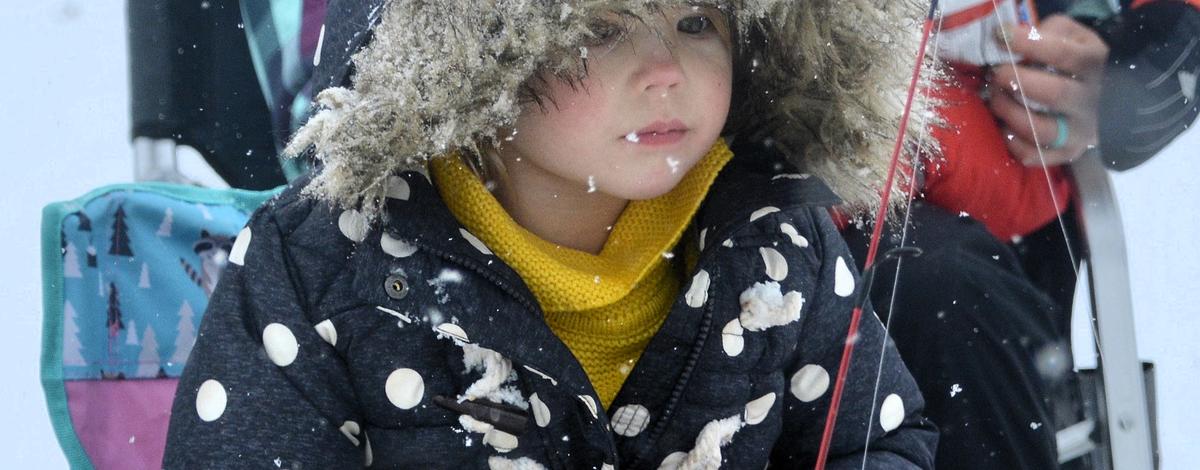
163;142;937;469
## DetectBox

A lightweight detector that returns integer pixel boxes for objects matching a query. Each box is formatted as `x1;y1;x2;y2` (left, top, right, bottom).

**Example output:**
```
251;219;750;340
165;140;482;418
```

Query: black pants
844;202;1080;470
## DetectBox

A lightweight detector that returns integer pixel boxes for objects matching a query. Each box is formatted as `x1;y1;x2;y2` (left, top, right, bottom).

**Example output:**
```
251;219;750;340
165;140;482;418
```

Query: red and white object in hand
937;0;1027;67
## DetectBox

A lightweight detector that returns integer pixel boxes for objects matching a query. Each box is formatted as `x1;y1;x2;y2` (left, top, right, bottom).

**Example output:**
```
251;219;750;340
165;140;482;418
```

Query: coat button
384;274;409;300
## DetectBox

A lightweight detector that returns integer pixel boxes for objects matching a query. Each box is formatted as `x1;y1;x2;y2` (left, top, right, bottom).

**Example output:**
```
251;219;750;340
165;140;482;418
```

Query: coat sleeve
1093;0;1200;170
921;67;1073;241
162;197;367;468
772;209;938;469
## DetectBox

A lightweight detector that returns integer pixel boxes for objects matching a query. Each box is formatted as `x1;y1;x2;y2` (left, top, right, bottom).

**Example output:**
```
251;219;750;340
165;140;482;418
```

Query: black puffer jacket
163;141;937;469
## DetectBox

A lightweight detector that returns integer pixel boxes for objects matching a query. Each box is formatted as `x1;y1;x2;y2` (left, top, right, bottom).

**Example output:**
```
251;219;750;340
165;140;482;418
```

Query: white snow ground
0;2;1195;468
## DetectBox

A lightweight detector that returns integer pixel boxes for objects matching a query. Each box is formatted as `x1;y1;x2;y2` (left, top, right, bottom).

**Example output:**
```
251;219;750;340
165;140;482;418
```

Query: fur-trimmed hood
287;0;935;219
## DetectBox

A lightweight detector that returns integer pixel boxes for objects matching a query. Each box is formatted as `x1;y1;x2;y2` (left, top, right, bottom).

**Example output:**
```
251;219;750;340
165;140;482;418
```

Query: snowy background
1;2;1195;468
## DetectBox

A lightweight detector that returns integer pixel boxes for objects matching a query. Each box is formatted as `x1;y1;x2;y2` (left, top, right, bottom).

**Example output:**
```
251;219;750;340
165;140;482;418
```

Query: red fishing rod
813;1;940;468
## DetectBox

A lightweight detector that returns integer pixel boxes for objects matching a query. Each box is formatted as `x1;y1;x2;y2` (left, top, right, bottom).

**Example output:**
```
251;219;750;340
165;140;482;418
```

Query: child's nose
633;39;685;95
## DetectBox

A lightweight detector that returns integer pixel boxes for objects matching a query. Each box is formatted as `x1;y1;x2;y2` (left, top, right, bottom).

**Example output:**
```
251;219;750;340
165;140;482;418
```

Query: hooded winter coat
164;1;939;468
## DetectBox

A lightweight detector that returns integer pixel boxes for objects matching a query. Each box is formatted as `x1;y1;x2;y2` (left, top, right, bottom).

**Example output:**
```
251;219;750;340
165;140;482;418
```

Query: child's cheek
556;93;612;134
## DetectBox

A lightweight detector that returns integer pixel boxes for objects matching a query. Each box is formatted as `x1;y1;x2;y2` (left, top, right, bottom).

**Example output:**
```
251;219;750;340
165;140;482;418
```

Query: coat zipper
624;265;718;469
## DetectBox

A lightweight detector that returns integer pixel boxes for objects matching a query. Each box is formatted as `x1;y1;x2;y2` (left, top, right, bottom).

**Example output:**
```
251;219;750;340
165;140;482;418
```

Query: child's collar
375;139;842;282
692;138;842;242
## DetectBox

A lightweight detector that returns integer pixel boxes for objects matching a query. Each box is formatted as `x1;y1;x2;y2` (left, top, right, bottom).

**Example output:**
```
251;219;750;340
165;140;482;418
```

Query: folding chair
39;0;317;467
41;184;277;469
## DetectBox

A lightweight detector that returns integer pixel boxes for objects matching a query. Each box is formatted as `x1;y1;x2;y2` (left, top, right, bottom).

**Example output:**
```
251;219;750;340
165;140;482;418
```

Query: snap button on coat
384;273;409;299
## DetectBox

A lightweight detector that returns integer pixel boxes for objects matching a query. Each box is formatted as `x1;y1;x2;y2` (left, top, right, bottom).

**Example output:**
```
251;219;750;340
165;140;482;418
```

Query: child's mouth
625;120;688;146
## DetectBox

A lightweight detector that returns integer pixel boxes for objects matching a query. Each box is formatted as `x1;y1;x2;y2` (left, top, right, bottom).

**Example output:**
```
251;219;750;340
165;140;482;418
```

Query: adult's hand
987;15;1109;167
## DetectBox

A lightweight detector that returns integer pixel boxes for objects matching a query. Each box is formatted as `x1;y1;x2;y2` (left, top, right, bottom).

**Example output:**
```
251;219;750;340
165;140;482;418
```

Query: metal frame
1070;153;1157;469
133;137;194;184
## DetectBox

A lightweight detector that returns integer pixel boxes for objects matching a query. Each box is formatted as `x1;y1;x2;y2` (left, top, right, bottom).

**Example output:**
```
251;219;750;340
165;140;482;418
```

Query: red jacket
921;0;1199;241
922;66;1073;241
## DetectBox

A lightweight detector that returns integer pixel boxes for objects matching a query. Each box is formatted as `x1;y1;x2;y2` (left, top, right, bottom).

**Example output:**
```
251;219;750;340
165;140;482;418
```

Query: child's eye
677;15;714;35
586;20;625;45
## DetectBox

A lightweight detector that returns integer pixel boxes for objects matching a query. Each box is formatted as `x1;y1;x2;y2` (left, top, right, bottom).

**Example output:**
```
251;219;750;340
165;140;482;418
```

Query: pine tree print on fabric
110;205;134;257
106;283;124;337
139;262;151;288
169;301;196;374
62;301;87;368
157;207;174;237
52;186;264;381
64;241;82;278
137;326;163;378
125;320;139;346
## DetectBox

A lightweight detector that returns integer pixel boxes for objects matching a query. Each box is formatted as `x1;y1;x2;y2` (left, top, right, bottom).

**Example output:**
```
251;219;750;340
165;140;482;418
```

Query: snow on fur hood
286;0;936;219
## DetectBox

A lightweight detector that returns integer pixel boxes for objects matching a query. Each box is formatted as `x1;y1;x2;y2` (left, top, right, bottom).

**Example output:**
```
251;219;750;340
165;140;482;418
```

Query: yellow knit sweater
431;141;732;407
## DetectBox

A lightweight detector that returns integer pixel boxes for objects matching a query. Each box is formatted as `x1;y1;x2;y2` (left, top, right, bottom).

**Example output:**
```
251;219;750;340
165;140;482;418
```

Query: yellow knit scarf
431;140;733;407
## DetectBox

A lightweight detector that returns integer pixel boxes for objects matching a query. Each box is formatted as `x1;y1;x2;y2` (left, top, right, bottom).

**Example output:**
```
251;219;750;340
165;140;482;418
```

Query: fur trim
287;0;939;219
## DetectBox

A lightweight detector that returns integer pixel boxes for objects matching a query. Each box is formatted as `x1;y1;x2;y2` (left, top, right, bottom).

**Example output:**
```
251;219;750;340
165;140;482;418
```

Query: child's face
497;6;733;201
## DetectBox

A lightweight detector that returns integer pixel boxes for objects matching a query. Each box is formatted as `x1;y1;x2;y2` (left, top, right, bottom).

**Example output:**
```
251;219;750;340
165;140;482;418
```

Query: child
164;1;938;468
